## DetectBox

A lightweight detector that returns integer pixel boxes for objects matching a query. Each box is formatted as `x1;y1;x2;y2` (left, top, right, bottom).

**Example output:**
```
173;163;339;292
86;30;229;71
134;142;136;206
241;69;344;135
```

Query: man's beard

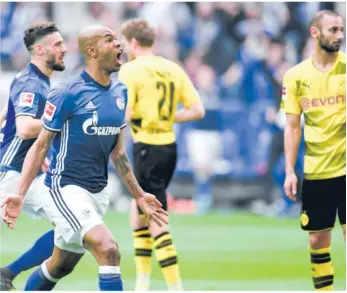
319;37;341;53
51;63;65;71
46;55;65;71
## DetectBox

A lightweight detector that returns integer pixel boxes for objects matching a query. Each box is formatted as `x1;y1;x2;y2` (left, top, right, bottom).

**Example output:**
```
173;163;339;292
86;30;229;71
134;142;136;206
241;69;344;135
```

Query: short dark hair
310;10;341;29
24;22;60;53
121;19;156;47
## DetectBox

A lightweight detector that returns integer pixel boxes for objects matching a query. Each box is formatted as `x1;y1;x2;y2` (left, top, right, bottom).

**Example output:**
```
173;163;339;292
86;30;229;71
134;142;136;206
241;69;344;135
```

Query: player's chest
297;74;346;114
73;92;125;136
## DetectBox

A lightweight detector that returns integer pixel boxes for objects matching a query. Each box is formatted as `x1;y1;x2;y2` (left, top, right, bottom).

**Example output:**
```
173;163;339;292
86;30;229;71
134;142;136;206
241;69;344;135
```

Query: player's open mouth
117;50;123;64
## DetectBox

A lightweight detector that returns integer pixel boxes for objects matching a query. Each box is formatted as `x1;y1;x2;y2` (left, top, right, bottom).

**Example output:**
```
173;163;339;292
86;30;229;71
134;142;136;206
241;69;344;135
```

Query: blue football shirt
43;70;127;193
0;63;50;172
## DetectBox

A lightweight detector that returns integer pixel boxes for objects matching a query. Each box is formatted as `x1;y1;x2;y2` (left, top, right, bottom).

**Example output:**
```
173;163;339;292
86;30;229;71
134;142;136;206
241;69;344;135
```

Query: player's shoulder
49;75;82;101
152;56;182;70
338;51;346;64
110;78;127;93
284;57;312;80
11;67;43;96
154;56;189;81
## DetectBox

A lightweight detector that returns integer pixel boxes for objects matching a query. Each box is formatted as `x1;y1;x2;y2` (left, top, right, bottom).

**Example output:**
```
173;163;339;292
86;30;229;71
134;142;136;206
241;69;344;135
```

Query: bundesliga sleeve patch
44;101;57;121
282;86;287;100
18;92;35;107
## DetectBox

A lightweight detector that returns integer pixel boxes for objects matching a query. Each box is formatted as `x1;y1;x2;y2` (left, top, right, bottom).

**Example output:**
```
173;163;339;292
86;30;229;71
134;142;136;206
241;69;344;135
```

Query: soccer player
1;25;168;291
119;19;205;291
0;22;67;290
282;10;345;291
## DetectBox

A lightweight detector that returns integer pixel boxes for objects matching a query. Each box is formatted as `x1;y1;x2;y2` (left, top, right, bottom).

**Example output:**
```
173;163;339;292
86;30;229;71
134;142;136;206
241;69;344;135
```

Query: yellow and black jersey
281;51;346;180
118;56;200;145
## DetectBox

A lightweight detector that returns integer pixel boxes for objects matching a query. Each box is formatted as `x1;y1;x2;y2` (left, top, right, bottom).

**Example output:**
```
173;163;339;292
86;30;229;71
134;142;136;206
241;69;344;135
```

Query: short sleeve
11;81;41;118
118;66;135;110
179;69;200;108
280;71;302;115
42;87;75;132
119;84;128;128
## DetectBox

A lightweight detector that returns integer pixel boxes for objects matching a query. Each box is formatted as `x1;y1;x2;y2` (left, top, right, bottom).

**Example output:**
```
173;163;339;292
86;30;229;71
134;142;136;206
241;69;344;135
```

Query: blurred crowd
1;2;346;215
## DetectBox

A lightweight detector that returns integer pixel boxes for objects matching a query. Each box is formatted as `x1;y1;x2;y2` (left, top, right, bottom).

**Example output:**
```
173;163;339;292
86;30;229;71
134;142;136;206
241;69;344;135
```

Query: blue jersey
192;89;222;131
0;63;50;172
42;71;127;193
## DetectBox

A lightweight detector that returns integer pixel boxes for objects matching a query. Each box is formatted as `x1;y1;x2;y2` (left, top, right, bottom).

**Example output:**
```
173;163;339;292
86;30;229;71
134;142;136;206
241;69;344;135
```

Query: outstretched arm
110;129;144;200
110;129;168;226
18;128;56;197
1;128;56;228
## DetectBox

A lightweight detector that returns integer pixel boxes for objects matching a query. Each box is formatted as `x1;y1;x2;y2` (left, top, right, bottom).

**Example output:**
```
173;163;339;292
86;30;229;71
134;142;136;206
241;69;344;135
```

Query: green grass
1;211;346;291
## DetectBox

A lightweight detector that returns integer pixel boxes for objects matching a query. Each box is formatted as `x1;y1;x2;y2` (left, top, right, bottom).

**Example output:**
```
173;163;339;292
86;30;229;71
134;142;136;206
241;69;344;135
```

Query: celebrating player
0;22;67;290
282;10;345;291
119;19;205;291
1;25;168;291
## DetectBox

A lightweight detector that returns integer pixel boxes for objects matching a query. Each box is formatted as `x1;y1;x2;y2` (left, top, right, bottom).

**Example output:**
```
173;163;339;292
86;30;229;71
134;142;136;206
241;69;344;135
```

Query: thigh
0;171;21;222
134;143;176;213
186;130;210;167
83;223;115;249
82;223;119;265
301;178;337;231
209;132;223;163
334;175;346;226
0;170;21;194
42;185;105;254
89;188;110;220
23;174;47;220
0;172;46;221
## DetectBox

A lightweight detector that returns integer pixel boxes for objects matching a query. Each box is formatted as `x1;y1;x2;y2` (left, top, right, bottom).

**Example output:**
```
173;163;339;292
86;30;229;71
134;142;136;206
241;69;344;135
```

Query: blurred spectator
186;64;223;215
262;3;290;39
122;2;142;20
1;2;49;71
243;38;285;105
215;3;245;45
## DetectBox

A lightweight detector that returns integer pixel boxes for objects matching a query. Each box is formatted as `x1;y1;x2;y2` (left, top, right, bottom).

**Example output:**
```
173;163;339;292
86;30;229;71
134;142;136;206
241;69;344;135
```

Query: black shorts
133;142;177;214
300;175;346;231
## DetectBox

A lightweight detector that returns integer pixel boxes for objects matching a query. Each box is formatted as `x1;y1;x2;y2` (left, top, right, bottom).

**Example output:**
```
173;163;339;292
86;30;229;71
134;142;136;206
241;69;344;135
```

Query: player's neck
30;58;53;77
312;48;339;72
85;67;111;87
135;47;154;58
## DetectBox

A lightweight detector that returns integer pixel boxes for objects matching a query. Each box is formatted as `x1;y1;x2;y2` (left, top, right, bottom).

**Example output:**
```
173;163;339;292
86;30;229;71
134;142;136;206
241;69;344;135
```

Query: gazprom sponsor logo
82;111;121;136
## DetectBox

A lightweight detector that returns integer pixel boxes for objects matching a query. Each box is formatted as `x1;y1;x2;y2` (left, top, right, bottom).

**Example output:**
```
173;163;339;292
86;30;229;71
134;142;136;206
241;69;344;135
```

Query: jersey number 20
156;81;174;120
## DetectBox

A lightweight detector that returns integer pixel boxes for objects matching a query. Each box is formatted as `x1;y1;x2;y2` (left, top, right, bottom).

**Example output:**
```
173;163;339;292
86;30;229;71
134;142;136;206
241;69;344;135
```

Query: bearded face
318;30;343;53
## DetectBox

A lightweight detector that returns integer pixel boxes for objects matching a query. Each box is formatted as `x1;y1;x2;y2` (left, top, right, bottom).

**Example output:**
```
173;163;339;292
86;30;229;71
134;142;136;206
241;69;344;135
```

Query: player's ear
131;38;138;48
33;43;45;56
310;26;320;39
87;46;98;58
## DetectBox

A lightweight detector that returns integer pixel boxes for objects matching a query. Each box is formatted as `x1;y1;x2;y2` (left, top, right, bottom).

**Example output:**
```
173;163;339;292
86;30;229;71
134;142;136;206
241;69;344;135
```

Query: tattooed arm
110;129;145;200
110;129;168;226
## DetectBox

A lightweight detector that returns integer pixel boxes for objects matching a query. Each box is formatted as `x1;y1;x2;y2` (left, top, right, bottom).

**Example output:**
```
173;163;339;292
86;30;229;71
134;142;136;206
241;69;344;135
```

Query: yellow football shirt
281;51;346;180
118;56;200;145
